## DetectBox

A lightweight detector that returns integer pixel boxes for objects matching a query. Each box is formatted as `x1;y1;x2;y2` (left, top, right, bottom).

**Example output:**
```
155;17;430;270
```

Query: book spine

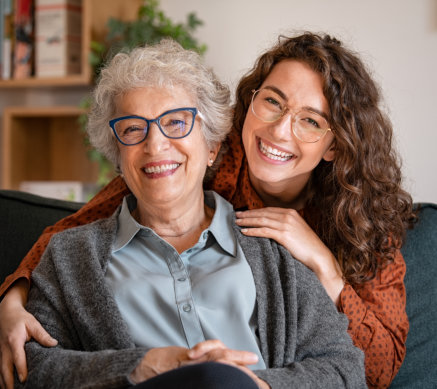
1;0;14;79
35;0;81;77
12;0;34;79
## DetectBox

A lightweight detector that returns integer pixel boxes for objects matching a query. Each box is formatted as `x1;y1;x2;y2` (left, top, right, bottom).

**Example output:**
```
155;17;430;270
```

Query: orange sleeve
338;250;408;388
0;176;130;297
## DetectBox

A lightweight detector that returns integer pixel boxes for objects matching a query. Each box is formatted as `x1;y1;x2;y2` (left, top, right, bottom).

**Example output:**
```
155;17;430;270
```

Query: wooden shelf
1;106;99;189
0;0;141;88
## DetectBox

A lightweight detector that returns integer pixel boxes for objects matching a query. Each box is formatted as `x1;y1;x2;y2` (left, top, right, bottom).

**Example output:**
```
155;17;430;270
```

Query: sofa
0;189;436;388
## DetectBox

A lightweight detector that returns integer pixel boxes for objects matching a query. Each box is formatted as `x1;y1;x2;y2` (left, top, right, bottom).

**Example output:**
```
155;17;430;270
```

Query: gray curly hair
87;39;232;171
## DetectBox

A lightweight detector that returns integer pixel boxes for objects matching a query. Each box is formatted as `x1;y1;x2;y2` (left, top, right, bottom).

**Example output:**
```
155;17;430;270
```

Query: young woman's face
242;59;335;204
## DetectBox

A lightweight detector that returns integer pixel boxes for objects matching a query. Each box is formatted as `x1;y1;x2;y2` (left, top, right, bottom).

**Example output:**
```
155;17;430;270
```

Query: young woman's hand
0;280;57;389
236;207;344;305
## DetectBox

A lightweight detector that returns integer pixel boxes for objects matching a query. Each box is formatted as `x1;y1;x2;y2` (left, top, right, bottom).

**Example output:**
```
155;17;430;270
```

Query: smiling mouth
143;163;180;174
258;139;294;161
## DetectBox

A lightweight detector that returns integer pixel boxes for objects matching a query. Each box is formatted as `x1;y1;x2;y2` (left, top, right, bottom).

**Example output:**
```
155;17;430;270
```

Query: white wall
160;0;437;203
1;0;435;202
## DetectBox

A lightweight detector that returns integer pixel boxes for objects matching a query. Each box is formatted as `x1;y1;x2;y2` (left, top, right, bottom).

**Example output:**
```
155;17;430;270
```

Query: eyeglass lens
252;89;329;143
113;109;195;145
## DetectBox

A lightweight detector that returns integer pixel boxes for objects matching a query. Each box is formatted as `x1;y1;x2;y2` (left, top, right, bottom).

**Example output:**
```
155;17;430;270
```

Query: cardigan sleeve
338;249;408;388
16;223;149;389
0;176;129;298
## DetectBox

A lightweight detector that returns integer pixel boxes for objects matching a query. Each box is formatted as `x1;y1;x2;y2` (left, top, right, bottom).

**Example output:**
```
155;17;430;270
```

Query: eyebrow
262;85;330;121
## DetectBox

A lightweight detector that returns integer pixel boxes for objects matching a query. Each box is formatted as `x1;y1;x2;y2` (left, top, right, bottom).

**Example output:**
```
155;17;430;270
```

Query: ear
208;143;221;166
322;142;335;162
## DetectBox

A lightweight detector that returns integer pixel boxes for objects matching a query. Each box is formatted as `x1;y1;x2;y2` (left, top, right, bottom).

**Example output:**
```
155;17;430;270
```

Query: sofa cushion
0;190;83;285
390;203;437;388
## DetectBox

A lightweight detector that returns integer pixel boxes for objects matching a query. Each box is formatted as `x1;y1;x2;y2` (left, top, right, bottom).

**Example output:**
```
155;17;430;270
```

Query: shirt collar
204;191;238;257
113;195;142;252
113;192;238;258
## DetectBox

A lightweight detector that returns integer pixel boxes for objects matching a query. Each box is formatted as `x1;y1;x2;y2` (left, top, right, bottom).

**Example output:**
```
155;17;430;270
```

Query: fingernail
241;228;248;233
19;374;24;382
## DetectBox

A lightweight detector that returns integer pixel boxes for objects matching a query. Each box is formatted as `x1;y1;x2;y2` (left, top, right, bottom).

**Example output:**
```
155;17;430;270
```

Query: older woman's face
114;86;217;210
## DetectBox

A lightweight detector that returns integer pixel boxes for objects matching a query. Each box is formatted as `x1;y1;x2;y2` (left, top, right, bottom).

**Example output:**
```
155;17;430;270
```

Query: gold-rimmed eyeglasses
251;88;332;143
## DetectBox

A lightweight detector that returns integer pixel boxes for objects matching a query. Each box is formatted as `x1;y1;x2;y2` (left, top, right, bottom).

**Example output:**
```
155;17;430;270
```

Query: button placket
165;248;204;348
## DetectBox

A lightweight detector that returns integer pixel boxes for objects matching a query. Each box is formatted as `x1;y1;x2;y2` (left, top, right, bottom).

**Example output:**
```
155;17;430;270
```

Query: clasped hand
130;339;269;388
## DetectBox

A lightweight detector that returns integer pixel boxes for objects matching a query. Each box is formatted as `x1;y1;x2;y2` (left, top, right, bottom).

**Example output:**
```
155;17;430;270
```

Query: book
0;1;4;75
13;0;34;79
1;0;14;79
35;0;81;78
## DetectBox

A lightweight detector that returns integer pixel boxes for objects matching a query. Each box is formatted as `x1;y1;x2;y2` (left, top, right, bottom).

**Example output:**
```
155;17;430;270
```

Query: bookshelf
1;106;100;189
0;0;141;88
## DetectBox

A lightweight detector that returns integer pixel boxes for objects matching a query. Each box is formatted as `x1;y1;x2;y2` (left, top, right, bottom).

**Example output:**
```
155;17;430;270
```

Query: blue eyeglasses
109;107;199;146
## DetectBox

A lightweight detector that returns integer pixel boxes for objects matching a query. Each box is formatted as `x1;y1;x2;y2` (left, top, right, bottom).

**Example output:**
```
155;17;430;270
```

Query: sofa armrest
0;190;83;286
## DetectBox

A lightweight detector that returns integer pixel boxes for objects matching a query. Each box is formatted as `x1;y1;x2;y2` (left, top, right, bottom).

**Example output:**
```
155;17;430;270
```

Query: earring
209;158;214;165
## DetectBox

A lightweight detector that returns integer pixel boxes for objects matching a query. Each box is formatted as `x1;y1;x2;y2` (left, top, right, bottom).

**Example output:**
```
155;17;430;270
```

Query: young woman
0;32;413;389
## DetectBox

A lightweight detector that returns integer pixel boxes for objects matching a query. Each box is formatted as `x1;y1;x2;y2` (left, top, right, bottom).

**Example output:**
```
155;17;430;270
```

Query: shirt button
182;304;192;312
178;277;186;282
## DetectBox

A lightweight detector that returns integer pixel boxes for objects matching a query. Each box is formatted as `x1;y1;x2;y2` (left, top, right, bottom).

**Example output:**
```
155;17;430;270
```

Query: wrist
313;254;345;305
130;350;158;384
3;279;29;308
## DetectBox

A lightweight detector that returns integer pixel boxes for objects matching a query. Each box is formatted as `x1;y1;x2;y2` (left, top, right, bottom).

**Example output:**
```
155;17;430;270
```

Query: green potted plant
80;0;206;190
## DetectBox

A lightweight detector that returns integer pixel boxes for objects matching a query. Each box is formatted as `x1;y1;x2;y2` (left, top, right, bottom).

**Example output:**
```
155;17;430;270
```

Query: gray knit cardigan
17;206;366;389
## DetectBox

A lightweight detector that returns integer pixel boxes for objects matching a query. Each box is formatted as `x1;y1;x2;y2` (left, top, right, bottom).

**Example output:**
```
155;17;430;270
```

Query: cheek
241;117;254;152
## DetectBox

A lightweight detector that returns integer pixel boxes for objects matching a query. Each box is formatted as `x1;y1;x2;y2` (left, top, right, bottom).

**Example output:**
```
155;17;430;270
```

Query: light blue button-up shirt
105;191;266;370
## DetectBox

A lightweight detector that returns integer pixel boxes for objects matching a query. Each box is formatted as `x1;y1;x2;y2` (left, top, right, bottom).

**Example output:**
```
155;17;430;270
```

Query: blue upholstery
0;190;436;387
390;203;437;388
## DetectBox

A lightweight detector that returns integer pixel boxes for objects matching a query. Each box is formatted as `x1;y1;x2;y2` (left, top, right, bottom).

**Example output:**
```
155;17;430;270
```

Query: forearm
0;279;29;309
339;284;408;388
19;342;148;389
312;253;345;306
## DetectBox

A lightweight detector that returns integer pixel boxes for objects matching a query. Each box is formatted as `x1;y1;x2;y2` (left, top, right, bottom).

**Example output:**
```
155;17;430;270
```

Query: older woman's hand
130;346;190;384
187;340;269;389
236;207;344;305
0;280;57;389
131;341;268;388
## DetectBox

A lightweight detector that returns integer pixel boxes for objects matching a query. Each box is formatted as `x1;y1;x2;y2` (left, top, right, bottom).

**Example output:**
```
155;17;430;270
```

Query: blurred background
1;0;436;202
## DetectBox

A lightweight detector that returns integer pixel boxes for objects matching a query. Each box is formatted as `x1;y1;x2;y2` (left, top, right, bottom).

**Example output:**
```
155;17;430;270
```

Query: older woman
11;40;365;388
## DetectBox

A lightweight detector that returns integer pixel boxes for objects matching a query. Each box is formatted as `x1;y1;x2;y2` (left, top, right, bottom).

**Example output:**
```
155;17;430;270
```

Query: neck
249;171;309;210
133;192;214;252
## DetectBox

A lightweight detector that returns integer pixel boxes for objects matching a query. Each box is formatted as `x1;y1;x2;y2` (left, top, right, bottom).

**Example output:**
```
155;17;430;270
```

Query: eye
122;124;144;136
265;96;281;107
169;119;186;127
303;117;320;128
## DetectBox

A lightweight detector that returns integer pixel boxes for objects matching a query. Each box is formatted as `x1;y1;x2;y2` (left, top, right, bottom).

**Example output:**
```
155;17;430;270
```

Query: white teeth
259;140;293;161
144;163;180;174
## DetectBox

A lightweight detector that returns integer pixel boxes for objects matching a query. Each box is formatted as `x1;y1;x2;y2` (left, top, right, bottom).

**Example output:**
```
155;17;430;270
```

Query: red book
13;0;34;79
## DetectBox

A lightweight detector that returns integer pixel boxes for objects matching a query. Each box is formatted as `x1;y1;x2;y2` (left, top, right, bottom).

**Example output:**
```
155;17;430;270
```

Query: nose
268;113;293;141
142;123;170;154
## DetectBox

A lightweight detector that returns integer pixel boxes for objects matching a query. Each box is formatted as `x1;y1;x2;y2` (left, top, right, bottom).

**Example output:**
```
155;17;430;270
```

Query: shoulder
43;207;120;269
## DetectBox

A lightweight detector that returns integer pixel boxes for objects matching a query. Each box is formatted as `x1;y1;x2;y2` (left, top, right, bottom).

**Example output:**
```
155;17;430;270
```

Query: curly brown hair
233;32;414;285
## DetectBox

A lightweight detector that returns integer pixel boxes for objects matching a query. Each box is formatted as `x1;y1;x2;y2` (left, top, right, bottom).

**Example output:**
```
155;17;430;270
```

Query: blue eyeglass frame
109;107;199;146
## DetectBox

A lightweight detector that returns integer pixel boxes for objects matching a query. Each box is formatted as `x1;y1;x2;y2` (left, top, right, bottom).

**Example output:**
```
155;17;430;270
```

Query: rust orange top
1;129;408;388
